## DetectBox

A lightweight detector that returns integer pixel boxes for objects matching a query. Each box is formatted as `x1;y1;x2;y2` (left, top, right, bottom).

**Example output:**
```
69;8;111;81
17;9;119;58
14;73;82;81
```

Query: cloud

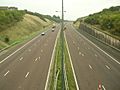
0;0;120;20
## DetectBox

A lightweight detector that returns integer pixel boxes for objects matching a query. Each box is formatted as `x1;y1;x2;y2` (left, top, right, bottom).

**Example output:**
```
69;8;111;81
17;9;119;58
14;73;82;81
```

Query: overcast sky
0;0;120;20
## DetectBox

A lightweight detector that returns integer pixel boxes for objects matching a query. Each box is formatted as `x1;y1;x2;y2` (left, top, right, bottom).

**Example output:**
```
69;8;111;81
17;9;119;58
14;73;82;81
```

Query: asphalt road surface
0;25;60;90
65;23;120;90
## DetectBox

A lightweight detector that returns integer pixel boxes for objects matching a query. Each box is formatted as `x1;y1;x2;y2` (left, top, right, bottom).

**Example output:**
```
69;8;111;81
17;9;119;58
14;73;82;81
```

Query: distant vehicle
52;28;55;32
52;24;56;28
41;32;45;35
64;27;66;30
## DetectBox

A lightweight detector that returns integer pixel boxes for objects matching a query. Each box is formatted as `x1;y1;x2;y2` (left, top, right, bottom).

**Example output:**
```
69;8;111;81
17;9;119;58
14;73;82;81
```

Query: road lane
0;25;60;90
65;23;120;90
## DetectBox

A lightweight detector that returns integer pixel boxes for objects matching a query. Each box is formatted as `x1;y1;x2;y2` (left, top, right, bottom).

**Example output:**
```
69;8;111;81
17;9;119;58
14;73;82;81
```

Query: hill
0;9;25;32
0;8;56;50
74;6;120;38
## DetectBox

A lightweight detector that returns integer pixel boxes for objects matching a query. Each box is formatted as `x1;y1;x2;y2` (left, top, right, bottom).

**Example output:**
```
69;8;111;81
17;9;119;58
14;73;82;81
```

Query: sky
0;0;120;20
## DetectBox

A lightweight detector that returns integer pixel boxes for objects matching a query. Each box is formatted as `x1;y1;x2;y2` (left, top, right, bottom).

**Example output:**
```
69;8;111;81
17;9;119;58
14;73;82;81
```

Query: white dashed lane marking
0;30;49;64
35;58;38;62
88;47;90;50
75;30;120;65
81;54;84;56
4;70;10;76
105;65;111;70
39;57;41;59
95;54;98;57
78;52;84;56
89;65;93;69
28;49;31;52
79;52;81;55
25;72;30;78
41;49;43;52
73;41;75;44
18;86;22;89
20;57;23;61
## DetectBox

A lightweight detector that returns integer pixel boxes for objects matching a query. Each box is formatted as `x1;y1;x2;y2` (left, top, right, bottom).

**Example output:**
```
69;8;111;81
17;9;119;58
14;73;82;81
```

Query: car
52;28;55;32
41;32;45;36
64;27;66;30
52;24;56;28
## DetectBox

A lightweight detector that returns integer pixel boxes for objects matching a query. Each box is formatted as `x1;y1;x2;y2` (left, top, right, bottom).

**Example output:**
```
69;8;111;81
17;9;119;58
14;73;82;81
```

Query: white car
41;32;45;35
52;28;55;32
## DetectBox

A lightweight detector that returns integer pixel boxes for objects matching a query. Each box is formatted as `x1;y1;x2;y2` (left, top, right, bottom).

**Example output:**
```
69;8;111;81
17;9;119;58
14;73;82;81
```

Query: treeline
26;10;61;23
84;6;120;36
0;8;61;32
26;11;47;22
0;10;25;32
43;15;61;22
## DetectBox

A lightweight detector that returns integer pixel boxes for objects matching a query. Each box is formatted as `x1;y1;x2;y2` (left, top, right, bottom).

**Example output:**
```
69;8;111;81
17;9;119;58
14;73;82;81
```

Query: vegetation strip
0;7;61;50
74;6;120;39
49;32;77;90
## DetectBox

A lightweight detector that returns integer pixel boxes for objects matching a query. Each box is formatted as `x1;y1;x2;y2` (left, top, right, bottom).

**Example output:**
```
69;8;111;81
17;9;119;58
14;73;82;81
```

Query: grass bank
0;14;53;50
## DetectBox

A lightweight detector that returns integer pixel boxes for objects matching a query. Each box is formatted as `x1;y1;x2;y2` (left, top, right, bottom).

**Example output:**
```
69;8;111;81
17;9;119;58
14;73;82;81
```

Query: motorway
65;23;120;90
0;22;120;90
0;25;60;90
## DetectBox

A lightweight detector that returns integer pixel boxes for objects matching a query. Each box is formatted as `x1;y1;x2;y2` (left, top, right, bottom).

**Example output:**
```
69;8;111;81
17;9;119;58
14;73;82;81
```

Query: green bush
84;6;120;36
4;36;9;43
0;10;25;32
26;11;61;23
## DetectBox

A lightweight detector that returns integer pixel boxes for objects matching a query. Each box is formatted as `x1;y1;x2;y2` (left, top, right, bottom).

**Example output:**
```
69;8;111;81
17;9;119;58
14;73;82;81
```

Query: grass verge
0;25;51;52
0;14;53;50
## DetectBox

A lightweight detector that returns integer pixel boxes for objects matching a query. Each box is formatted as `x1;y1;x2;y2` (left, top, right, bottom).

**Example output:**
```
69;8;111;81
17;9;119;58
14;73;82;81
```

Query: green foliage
84;6;120;36
43;15;61;23
84;15;99;25
26;11;61;22
26;11;47;22
0;10;25;32
4;36;9;43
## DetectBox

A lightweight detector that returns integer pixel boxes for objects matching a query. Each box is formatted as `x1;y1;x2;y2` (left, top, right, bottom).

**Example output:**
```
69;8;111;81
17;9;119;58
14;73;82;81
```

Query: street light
61;0;65;90
55;1;65;89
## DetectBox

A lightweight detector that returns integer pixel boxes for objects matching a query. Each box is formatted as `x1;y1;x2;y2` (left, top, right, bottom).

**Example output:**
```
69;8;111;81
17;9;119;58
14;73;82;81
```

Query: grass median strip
49;33;77;90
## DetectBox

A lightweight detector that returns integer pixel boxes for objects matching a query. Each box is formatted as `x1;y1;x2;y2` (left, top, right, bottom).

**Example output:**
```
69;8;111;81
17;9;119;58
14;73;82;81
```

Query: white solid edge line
102;85;106;90
4;70;10;76
44;29;60;90
74;30;120;65
0;30;49;64
64;32;79;90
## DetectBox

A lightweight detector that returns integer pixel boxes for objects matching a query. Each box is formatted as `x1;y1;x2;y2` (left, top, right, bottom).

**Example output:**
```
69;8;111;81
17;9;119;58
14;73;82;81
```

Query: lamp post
55;1;65;89
61;0;65;90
